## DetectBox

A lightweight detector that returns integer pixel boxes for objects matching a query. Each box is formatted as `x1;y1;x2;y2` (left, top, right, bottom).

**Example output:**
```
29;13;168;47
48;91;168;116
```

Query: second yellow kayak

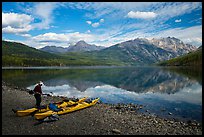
34;98;100;120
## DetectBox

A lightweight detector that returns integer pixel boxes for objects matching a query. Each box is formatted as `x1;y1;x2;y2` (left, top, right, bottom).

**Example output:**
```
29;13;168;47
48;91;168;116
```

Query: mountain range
90;37;197;65
40;37;197;63
40;40;105;54
40;37;196;55
2;37;198;66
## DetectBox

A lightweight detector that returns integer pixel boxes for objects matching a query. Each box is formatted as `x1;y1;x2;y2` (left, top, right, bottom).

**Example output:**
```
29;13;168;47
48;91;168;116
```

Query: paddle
33;114;60;126
42;93;52;96
27;89;52;96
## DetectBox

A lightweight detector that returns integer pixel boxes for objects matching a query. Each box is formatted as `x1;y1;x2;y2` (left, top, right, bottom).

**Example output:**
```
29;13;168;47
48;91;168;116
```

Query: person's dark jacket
34;84;42;94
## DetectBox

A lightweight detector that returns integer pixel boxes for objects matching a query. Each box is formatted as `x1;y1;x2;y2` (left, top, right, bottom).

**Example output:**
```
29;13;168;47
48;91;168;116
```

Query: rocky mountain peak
67;40;105;52
149;37;197;54
75;40;89;47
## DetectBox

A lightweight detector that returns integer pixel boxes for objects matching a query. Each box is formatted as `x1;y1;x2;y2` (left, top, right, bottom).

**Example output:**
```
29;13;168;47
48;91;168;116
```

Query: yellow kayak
13;97;87;117
34;98;100;120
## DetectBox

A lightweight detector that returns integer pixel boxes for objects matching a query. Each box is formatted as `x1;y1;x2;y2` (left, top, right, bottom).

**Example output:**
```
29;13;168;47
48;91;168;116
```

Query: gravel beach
2;81;202;135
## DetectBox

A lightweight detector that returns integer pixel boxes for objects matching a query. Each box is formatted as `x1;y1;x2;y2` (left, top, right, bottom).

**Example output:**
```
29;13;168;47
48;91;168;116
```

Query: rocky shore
2;81;202;135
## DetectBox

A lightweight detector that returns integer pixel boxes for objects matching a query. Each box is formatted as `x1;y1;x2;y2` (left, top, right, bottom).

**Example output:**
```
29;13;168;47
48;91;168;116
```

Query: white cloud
12;2;61;30
60;2;201;27
127;11;157;19
66;2;157;19
32;33;68;43
2;12;33;34
87;18;105;28
100;18;104;23
157;2;201;19
86;21;92;25
86;30;91;33
175;19;182;23
2;26;32;34
32;2;59;29
92;22;100;28
19;34;32;38
2;12;33;28
67;2;201;30
31;32;95;48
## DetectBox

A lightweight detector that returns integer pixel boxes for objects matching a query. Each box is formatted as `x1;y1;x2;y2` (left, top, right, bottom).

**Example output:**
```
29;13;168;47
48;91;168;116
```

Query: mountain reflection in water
2;66;202;122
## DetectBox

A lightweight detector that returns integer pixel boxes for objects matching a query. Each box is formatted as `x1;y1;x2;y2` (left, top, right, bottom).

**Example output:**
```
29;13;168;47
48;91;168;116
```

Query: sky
2;2;202;49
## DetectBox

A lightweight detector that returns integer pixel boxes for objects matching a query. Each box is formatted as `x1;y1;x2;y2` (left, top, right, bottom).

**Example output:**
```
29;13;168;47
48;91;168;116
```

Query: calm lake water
2;66;202;122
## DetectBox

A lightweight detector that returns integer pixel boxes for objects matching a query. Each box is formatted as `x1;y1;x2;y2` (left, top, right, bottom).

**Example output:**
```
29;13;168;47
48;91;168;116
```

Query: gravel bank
2;81;202;135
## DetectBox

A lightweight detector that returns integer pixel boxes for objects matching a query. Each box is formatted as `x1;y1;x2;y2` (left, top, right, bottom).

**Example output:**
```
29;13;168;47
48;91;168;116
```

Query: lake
2;66;202;123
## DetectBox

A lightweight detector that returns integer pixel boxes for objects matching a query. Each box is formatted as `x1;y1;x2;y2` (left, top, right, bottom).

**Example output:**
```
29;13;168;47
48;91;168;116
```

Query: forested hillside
2;41;125;66
157;46;202;66
2;41;65;66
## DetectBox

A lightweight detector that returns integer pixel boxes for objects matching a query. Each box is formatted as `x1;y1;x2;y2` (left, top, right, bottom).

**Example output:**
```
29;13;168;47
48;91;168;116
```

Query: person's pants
34;94;41;108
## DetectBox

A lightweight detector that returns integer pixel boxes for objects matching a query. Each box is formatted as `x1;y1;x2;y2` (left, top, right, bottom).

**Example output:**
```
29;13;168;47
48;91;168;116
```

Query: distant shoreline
2;65;155;69
2;65;201;70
